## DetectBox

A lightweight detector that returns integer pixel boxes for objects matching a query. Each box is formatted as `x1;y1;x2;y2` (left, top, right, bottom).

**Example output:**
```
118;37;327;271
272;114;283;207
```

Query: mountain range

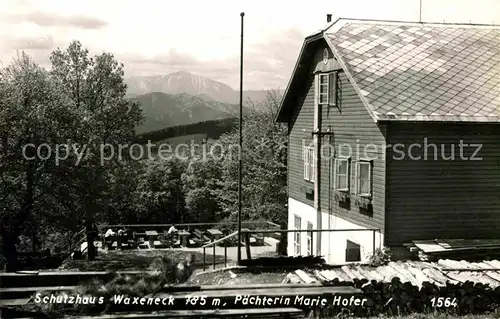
132;92;250;134
125;71;271;105
126;71;276;133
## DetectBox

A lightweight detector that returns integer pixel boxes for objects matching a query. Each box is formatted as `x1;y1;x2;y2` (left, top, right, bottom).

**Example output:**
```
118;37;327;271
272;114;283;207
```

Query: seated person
105;228;116;238
167;225;177;235
104;228;116;249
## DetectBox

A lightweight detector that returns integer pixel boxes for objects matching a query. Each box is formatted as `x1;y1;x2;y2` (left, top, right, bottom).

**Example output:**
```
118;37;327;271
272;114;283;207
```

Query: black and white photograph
0;0;499;318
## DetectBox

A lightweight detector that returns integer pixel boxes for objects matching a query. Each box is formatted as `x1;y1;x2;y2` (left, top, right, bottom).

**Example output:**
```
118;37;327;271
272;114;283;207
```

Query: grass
58;249;225;272
187;268;288;285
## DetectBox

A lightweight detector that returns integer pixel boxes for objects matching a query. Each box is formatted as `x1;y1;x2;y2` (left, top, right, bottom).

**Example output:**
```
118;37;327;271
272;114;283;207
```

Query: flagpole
237;12;244;265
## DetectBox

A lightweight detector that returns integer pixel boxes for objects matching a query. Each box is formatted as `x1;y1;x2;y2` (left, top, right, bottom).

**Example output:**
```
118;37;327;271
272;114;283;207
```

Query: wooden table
178;230;190;247
207;228;223;240
146;230;158;247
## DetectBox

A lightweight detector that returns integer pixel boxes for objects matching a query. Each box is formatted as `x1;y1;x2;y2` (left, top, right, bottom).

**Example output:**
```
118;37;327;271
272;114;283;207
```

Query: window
319;74;329;104
318;72;338;106
303;146;315;183
294;215;301;255
306;222;313;255
356;161;372;197
334;157;350;191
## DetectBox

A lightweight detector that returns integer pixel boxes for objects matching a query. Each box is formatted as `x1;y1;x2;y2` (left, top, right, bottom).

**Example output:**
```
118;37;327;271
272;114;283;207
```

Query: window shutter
368;162;373;195
324;74;329;105
303;148;308;180
314;74;319;126
329;72;337;106
333;158;337;190
351;160;357;195
310;149;315;182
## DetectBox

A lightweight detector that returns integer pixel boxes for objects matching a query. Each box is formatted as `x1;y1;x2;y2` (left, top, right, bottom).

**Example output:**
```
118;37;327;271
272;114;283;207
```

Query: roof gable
325;20;500;122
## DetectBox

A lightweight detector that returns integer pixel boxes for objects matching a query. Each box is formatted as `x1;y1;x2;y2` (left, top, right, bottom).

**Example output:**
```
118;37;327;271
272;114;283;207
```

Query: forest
0;41;287;271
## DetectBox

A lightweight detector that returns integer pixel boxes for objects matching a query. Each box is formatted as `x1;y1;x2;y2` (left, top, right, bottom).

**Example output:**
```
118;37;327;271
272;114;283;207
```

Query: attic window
318;72;338;106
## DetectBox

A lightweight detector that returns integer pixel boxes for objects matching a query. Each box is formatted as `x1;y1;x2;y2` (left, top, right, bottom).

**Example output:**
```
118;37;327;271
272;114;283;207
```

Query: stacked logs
318;276;500;317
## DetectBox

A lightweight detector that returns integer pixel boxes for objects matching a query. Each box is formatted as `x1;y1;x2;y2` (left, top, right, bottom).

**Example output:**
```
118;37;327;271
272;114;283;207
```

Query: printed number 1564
430;297;457;308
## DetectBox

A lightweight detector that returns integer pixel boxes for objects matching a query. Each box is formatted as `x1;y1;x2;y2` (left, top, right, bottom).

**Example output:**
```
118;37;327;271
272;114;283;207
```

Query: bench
202;234;211;243
193;229;211;244
194;229;204;237
103;234;133;249
252;234;265;245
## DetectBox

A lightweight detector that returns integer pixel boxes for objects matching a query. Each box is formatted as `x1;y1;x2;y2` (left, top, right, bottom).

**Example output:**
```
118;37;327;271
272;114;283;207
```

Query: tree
215;90;288;226
183;155;224;223
0;53;76;270
135;157;187;224
105;160;145;225
48;41;144;260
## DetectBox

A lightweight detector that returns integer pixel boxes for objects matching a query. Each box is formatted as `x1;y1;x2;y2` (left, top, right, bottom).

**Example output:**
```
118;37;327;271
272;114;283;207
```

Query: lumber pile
410;239;500;261
314;265;500;317
286;260;500;316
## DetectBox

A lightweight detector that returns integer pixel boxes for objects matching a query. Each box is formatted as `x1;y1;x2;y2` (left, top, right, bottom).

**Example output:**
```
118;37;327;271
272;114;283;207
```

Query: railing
241;228;382;264
201;231;239;270
198;222;281;270
97;221;280;231
199;227;381;271
69;228;86;253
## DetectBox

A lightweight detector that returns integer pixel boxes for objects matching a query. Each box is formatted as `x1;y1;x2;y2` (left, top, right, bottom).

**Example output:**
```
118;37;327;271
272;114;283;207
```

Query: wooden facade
288;42;387;231
385;123;500;246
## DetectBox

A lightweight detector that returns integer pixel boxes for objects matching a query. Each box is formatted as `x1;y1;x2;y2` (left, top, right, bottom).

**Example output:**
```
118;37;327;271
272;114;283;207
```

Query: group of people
103;228;132;249
99;225;188;250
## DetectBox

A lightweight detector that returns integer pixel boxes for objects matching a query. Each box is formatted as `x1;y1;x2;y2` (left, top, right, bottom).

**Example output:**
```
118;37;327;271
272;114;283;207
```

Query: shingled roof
278;19;500;123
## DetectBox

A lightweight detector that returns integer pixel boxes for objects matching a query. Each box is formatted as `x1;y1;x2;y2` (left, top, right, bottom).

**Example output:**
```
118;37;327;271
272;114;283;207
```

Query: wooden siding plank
386;123;500;246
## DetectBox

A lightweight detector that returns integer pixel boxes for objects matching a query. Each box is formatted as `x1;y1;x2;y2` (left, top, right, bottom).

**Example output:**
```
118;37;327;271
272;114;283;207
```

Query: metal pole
419;0;422;23
237;12;245;265
372;230;376;256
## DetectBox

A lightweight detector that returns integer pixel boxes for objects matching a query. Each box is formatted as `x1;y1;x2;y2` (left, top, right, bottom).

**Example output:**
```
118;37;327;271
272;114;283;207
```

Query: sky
1;0;500;90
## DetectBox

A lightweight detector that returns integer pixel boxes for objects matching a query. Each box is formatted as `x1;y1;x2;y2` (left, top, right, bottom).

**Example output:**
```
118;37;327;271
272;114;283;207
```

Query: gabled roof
277;18;500;123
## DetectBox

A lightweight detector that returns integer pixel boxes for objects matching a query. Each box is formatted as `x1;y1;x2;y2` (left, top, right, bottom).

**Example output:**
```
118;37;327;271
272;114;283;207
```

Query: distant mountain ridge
132;91;250;134
125;71;275;106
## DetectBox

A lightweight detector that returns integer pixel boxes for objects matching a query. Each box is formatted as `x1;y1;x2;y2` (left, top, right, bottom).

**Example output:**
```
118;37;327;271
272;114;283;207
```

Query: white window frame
318;74;329;105
317;72;338;106
303;146;315;183
294;215;301;255
356;160;372;197
306;222;313;255
334;157;350;192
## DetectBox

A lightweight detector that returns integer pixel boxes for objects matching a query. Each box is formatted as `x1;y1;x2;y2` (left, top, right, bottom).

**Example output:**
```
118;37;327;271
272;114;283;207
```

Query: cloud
3;35;54;50
5;11;108;29
125;49;200;68
119;28;305;90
